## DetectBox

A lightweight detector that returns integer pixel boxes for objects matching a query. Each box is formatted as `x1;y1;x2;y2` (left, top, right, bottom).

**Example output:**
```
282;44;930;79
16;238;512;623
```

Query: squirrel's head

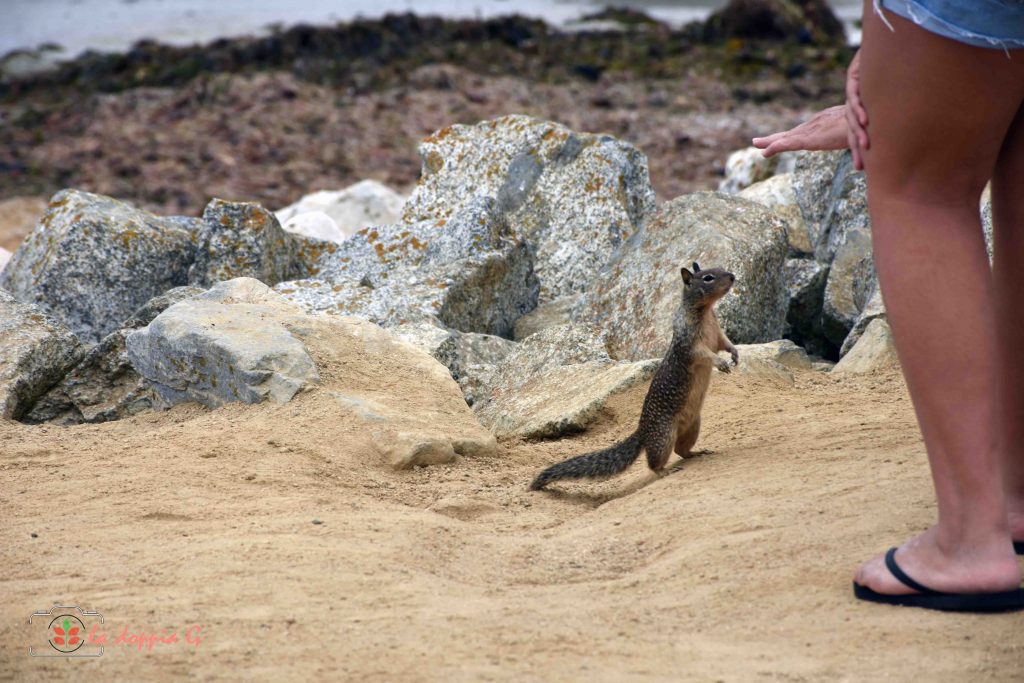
680;262;735;309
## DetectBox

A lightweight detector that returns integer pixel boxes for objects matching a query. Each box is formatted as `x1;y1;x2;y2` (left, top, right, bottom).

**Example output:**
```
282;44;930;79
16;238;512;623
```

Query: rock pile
0;116;899;458
731;148;878;359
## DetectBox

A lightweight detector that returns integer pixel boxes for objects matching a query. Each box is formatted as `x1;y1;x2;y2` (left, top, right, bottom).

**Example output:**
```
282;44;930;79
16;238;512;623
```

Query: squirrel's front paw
729;348;739;366
715;357;732;373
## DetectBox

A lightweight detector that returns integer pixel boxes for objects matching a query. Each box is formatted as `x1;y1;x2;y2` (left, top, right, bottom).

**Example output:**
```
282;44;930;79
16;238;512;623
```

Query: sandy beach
4;365;1022;680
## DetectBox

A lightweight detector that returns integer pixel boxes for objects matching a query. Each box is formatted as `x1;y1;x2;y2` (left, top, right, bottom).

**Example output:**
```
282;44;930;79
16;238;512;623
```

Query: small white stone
275;180;405;241
280;211;346;243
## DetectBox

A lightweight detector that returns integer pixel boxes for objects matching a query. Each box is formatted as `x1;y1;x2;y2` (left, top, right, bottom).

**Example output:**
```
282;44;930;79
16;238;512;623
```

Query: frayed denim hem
872;0;1024;53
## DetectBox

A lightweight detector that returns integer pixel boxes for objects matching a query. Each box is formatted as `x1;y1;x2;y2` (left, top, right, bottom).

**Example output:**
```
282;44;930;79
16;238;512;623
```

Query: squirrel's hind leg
674;416;701;458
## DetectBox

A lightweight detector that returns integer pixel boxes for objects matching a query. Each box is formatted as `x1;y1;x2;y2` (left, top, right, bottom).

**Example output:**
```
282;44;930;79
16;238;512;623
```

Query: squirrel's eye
702;275;715;282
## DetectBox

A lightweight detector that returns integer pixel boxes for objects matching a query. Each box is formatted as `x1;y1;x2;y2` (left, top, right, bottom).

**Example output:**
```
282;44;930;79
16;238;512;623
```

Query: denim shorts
875;0;1024;50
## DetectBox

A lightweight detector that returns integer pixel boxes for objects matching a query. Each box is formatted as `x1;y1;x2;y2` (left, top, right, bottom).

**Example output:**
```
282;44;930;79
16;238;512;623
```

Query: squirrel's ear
692;261;701;273
681;267;693;285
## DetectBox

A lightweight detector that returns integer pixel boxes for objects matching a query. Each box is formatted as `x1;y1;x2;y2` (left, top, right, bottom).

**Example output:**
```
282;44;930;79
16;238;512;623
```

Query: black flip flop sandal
853;548;1024;612
1015;541;1024;555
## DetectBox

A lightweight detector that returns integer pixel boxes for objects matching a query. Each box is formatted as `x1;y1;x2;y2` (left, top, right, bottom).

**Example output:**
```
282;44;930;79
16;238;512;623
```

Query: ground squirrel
530;262;737;490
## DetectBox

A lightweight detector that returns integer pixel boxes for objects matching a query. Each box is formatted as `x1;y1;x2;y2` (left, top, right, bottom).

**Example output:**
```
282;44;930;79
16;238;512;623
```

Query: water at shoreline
2;0;863;61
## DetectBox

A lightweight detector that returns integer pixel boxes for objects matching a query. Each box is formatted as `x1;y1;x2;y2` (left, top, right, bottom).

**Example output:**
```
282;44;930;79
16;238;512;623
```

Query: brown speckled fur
530;263;737;490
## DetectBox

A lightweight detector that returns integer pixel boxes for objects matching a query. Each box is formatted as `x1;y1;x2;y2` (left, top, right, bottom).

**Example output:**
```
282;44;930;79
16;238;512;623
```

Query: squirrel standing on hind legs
530;262;738;490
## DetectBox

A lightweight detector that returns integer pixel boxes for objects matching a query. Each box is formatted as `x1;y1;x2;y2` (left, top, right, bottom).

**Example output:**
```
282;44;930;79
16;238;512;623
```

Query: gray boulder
24;285;206;424
189;199;293;287
472;323;658;439
736;339;813;371
477;359;659;439
286;232;341;281
275;197;538;338
0;289;83;419
576;192;789;361
128;277;495;469
402;115;656;300
127;278;321;408
24;328;153;424
0;189;197;342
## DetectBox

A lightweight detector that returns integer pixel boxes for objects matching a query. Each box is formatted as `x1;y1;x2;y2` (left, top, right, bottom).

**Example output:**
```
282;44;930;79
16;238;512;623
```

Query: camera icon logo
28;604;104;658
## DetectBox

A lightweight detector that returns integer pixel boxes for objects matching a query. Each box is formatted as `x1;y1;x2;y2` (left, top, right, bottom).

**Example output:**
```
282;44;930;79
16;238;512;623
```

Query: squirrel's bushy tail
529;433;642;490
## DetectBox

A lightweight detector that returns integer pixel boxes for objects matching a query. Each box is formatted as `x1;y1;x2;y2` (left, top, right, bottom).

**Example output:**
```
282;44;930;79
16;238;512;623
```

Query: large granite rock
274;197;538;338
127;277;494;469
188;199;293;287
0;289;83;419
24;285;205;424
577;192;789;361
0;190;197;342
275;180;406;241
402;115;656;300
471;323;658;439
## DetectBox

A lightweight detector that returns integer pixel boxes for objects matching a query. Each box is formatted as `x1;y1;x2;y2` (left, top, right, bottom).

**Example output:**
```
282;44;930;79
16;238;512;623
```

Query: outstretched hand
751;50;870;169
751;105;849;158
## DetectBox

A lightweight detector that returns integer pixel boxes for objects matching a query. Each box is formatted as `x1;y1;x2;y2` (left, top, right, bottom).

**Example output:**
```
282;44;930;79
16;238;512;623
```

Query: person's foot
855;526;1021;596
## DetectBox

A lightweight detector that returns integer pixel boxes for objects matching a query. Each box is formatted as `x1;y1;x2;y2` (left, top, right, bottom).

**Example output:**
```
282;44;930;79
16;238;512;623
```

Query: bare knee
867;159;989;216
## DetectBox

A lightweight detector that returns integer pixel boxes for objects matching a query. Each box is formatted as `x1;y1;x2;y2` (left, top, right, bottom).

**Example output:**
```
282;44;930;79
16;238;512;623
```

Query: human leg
853;2;1024;595
992;103;1024;541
